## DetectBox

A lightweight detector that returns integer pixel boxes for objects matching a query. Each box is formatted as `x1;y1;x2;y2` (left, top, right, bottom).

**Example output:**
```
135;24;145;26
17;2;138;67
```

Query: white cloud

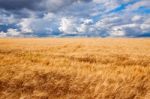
125;0;150;12
94;13;150;37
43;13;55;20
110;30;125;37
77;19;94;33
110;24;140;36
0;0;150;37
7;29;20;36
132;15;142;22
0;31;7;37
16;13;59;36
18;18;33;33
0;14;17;24
0;29;21;37
59;17;78;34
83;19;93;25
141;24;150;33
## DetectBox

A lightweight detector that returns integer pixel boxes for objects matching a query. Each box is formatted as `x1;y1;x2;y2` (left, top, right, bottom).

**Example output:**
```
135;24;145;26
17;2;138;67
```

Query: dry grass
0;38;150;99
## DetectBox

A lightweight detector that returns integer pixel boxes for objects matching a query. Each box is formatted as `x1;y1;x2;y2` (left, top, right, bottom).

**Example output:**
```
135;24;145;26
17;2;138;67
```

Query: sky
0;0;150;37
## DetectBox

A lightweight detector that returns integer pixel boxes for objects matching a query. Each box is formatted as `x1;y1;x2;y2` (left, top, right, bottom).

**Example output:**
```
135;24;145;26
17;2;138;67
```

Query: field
0;38;150;99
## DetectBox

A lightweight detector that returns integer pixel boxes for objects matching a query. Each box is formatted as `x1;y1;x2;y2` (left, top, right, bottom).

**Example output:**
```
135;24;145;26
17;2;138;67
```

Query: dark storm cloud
0;0;93;19
0;0;92;11
0;0;42;11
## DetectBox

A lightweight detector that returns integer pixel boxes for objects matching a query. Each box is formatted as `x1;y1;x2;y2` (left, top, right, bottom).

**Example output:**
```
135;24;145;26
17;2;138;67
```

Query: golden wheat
0;38;150;99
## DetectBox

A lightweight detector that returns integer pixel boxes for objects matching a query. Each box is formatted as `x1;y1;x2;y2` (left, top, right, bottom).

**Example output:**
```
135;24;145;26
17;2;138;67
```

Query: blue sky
0;0;150;37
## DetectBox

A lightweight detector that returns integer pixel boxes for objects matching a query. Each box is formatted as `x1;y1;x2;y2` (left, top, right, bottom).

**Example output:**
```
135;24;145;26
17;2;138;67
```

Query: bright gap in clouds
0;0;150;37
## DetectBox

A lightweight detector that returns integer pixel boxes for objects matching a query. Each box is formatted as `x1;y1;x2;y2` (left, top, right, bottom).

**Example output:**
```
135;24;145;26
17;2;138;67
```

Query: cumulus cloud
59;17;95;36
0;28;21;37
18;18;33;33
59;17;77;34
0;0;150;37
95;13;150;37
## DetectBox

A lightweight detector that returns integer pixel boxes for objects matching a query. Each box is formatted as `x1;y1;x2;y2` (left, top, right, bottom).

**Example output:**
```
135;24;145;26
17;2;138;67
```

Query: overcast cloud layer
0;0;150;37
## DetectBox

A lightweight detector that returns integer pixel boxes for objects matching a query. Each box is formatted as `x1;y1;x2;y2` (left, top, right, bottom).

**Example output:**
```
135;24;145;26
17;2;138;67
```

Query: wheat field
0;38;150;99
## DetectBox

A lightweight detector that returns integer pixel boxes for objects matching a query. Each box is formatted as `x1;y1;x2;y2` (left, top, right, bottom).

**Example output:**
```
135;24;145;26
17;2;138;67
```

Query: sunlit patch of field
0;38;150;99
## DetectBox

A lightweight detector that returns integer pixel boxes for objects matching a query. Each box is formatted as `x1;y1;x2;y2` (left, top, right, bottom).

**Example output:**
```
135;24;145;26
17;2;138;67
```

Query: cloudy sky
0;0;150;37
